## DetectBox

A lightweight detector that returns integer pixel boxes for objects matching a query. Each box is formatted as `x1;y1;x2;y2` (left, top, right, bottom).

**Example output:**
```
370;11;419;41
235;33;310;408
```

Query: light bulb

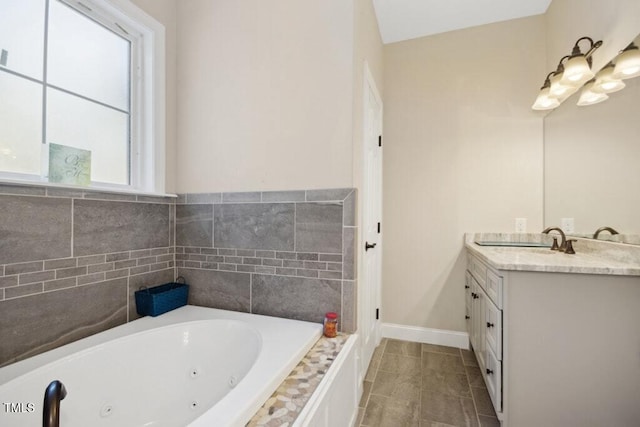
560;55;595;86
549;72;570;97
577;81;609;106
612;44;640;79
532;87;560;110
592;64;626;93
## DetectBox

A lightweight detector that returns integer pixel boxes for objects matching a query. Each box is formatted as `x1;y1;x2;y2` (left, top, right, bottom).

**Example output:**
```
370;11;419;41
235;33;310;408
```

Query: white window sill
0;178;177;199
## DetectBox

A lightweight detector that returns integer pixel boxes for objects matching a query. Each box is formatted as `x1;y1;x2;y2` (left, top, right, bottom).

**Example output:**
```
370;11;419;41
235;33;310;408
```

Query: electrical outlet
561;218;575;233
515;218;527;233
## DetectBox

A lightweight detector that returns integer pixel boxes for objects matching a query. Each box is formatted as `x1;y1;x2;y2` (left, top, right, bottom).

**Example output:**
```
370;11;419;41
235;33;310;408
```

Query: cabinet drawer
485;269;503;309
484;299;502;360
468;255;487;286
484;346;502;414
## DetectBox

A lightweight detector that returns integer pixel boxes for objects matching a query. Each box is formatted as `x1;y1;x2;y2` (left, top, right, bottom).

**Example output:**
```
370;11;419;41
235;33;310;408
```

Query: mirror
544;33;640;245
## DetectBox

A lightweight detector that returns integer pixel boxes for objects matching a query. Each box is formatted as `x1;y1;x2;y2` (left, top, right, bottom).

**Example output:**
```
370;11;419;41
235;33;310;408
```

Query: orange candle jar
323;312;338;338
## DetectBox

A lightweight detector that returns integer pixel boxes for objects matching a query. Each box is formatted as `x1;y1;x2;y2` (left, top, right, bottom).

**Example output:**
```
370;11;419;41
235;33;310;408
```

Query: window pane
47;0;130;111
0;0;46;80
47;88;129;185
0;72;43;175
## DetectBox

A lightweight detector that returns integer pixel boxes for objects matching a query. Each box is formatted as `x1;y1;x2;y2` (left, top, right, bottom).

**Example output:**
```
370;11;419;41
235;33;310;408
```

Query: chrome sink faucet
542;227;567;251
593;226;619;239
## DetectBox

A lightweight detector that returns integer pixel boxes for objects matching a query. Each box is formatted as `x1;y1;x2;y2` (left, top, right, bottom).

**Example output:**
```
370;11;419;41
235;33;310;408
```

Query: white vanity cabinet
465;243;640;427
466;254;502;415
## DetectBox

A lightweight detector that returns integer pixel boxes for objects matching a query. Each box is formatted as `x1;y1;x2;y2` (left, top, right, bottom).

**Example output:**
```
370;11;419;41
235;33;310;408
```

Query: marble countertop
466;233;640;276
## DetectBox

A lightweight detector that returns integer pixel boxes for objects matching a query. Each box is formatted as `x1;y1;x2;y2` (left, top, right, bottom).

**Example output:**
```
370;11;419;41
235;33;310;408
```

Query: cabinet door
465;272;472;330
484;297;502;361
470;278;485;369
484;346;502;414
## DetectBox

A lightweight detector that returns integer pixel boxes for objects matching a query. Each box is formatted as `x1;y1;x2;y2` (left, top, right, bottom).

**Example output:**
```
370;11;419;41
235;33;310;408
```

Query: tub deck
248;333;350;425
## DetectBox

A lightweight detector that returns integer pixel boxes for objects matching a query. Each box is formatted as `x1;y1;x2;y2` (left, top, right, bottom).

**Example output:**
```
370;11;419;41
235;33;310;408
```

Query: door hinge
378;135;382;147
376;308;379;320
377;222;381;233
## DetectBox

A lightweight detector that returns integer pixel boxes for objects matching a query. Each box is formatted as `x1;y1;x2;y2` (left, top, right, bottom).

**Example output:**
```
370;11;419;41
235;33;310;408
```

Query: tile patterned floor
357;339;500;427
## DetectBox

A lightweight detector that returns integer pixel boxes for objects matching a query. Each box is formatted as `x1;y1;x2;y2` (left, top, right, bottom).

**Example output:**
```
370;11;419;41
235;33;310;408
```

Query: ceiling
372;0;552;44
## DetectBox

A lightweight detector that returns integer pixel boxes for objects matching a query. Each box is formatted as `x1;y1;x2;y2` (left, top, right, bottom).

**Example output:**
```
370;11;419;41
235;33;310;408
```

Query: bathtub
0;305;322;427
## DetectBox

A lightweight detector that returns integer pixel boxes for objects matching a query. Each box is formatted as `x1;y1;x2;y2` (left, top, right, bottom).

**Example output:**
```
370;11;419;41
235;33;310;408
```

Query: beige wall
175;0;355;193
130;0;178;193
382;16;546;331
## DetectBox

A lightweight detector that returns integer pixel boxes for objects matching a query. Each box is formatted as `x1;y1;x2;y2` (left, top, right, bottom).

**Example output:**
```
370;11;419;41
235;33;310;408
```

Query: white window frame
0;0;166;195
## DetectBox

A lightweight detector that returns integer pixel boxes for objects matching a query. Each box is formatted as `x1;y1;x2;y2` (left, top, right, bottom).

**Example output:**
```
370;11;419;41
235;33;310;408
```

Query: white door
360;63;383;375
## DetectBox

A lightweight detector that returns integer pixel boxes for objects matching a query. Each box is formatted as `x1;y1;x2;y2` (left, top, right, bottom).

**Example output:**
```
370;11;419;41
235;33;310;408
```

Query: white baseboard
381;322;469;349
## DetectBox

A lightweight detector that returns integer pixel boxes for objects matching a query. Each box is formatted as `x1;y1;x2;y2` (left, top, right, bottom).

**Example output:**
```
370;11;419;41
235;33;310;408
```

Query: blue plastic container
135;282;189;317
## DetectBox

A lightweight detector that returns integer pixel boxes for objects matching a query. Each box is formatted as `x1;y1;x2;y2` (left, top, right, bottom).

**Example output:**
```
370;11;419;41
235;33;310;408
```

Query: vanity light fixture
592;62;626;93
577;79;609;106
532;36;602;111
531;73;560;110
559;37;603;86
612;42;640;79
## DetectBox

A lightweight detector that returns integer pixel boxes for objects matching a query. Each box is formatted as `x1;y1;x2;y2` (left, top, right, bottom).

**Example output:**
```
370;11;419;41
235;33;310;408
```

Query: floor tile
373;339;388;361
471;387;497;417
422;351;466;374
422;369;472;398
360;340;488;427
363;394;420;427
464;365;486;388
372;370;421;402
461;349;479;367
365;354;381;382
421;390;479;427
420;420;458;427
386;339;422;357
478;415;501;427
360;380;373;408
379;352;422;376
422;343;461;355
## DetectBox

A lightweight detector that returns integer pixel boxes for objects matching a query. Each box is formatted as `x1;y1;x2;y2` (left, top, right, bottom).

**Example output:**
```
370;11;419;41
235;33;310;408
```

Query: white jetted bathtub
0;305;322;427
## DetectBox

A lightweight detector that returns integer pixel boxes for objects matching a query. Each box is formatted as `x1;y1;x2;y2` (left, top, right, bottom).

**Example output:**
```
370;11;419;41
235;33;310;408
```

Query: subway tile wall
0;184;357;367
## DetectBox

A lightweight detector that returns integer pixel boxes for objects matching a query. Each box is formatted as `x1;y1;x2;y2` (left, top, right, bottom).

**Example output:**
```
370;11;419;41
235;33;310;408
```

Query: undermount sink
492;247;558;255
474;240;551;248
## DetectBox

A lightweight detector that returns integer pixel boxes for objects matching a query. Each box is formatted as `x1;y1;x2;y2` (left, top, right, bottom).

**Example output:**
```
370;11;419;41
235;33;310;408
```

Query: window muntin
0;0;136;188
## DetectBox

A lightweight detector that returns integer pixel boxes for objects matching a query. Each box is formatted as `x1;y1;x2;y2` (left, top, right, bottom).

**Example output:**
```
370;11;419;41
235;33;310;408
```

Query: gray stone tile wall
74;199;170;256
214;203;295;250
0;184;177;366
174;188;358;333
251;274;342;323
0;195;72;264
0;277;129;367
175;204;213;247
0;184;357;366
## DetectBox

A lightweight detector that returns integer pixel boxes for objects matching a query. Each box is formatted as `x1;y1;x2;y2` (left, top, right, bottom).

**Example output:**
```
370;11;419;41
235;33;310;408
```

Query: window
0;0;165;193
